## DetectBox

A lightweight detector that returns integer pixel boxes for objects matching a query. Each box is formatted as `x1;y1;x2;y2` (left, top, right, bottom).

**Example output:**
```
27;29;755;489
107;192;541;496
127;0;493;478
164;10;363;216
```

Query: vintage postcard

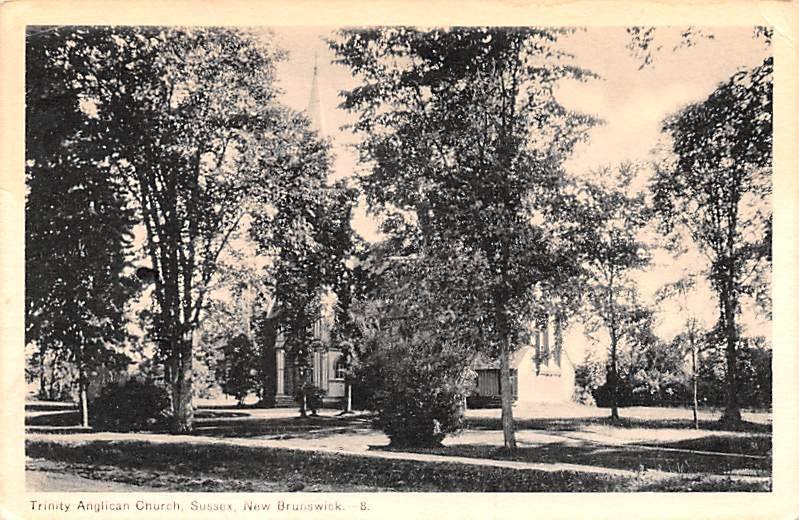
1;1;797;519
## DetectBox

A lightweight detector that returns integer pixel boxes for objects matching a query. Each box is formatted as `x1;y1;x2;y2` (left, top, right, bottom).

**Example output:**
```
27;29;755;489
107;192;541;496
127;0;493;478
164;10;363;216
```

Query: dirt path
27;471;163;492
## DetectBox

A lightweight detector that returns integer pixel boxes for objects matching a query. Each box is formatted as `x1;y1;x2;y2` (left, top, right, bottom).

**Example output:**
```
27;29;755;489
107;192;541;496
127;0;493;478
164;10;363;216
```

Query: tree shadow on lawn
190;412;375;439
25;402;78;412
25;403;374;439
640;435;771;457
193;410;250;419
26;411;81;427
466;415;771;434
22;439;656;492
379;439;771;477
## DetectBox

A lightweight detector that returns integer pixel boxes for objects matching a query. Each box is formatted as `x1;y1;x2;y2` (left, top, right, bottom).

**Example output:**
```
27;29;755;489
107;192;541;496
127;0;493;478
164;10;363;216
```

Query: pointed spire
307;52;325;135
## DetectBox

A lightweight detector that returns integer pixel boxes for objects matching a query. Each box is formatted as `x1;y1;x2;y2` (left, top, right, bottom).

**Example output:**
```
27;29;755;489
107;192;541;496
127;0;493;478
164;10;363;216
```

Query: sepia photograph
1;2;797;516
18;23;776;496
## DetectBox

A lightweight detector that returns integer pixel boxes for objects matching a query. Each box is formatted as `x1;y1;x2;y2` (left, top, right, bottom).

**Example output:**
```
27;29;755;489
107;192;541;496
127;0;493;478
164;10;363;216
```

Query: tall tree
26;27;138;426
36;27;311;432
653;57;772;424
332;27;596;449
575;164;650;420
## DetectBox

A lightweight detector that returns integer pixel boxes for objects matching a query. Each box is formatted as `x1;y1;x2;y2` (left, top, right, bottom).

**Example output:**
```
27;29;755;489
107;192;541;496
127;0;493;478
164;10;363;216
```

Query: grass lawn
25;438;769;492
384;438;770;477
25;402;772;492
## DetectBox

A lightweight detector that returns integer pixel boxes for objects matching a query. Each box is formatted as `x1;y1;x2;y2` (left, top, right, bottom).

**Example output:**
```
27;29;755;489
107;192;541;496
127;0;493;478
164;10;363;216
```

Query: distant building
469;316;576;407
273;306;346;407
272;58;346;407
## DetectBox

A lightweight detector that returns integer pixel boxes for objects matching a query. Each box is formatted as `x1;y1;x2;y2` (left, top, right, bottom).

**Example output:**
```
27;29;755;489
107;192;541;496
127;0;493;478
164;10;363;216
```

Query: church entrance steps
272;395;345;408
273;395;297;408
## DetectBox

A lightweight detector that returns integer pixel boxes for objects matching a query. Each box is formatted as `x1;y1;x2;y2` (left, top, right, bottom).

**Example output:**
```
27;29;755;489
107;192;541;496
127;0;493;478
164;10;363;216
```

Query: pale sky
267;27;772;359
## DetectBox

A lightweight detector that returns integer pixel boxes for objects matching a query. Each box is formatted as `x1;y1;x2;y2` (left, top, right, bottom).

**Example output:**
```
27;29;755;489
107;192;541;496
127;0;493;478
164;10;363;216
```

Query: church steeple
307;53;325;134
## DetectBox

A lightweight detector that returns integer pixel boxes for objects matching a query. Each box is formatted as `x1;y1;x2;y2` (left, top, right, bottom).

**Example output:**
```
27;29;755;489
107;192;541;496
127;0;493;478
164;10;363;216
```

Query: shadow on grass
191;413;374;439
641;435;772;457
25;402;77;412
26;411;81;427
377;438;770;477
466;415;771;434
26;402;374;439
194;410;250;419
17;439;635;492
196;403;283;410
25;438;770;492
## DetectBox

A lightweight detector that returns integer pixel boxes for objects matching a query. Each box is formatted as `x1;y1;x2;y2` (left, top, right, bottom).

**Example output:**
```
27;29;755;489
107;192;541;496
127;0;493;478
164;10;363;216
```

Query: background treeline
576;334;771;409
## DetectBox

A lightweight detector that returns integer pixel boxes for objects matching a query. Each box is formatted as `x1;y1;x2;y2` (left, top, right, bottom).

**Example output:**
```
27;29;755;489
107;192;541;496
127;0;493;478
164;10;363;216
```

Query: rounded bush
375;385;465;448
90;379;171;432
353;340;469;447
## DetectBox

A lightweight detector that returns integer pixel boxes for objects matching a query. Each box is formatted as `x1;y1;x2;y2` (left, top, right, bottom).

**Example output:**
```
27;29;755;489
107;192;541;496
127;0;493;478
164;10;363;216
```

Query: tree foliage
196;250;272;403
653;57;772;422
570;164;650;419
698;331;771;410
26;27;139;424
350;243;491;446
91;378;171;432
27;26;322;432
332;26;597;449
249;137;358;368
624;26;770;70
246;119;358;414
215;334;259;404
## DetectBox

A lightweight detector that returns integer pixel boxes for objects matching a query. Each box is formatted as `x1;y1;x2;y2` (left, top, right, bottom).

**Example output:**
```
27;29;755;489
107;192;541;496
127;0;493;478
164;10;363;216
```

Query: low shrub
573;359;603;406
90;379;171;432
356;344;467;448
347;249;483;448
372;382;465;448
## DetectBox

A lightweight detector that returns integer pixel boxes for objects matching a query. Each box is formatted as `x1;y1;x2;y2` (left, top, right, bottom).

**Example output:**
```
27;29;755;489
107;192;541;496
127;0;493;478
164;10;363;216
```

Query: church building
272;58;347;408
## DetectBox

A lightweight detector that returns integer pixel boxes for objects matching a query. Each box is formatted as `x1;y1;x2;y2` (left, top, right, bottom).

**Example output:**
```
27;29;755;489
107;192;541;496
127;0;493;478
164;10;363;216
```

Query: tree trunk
257;315;278;405
77;338;89;428
78;368;89;428
344;382;353;413
499;341;517;450
299;387;308;418
48;376;56;402
492;283;517;451
80;384;89;428
690;327;699;429
39;343;47;399
607;272;620;421
170;330;195;433
720;291;741;424
609;331;620;421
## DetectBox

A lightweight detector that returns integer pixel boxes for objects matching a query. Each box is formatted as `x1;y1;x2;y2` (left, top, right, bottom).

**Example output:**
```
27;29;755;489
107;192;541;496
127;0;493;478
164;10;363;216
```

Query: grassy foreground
26;439;769;492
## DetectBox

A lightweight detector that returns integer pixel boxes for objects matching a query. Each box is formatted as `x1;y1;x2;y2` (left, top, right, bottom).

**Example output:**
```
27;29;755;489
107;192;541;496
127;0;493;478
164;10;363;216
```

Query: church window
333;357;347;379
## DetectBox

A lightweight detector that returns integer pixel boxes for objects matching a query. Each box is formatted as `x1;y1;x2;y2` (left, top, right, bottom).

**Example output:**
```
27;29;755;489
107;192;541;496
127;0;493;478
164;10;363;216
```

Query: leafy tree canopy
652;56;772;423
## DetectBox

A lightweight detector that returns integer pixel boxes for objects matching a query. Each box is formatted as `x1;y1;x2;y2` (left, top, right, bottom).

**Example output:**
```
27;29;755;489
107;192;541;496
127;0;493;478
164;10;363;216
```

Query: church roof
307;56;325;134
